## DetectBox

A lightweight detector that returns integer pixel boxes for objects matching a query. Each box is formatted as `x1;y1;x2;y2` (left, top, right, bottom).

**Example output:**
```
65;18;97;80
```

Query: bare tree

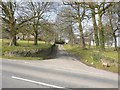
76;3;86;49
27;2;49;45
1;1;48;46
88;2;99;47
1;2;17;46
105;2;119;50
96;2;113;50
63;2;87;49
56;6;76;45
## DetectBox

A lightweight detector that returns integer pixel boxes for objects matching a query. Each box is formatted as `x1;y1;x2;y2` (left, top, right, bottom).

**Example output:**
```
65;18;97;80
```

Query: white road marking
11;76;64;88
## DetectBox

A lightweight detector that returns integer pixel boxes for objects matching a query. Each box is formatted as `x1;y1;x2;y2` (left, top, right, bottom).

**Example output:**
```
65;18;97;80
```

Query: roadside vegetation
1;2;57;60
1;39;57;60
64;44;118;73
1;1;119;73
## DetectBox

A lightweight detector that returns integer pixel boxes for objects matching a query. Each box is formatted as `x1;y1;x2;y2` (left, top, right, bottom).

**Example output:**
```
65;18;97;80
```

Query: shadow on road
55;44;76;60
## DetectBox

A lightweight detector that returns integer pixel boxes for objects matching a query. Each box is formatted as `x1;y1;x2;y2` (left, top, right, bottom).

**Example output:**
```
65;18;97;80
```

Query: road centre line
11;76;65;88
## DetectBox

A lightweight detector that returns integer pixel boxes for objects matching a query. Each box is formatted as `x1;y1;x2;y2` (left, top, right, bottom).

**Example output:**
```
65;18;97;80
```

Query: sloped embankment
3;44;58;60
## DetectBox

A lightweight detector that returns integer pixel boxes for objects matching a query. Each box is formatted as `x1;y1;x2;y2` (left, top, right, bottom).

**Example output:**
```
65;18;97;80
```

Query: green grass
102;52;118;61
2;39;51;50
64;44;118;73
1;39;53;60
2;55;43;60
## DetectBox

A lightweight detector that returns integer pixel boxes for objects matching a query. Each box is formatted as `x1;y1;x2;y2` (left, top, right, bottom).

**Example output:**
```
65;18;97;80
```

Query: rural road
1;45;118;88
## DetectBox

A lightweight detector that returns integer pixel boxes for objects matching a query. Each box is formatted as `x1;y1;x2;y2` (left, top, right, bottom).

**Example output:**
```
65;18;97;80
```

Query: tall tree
38;20;55;43
28;2;49;45
106;2;119;50
56;6;76;45
63;2;87;49
76;3;86;49
1;2;17;46
1;1;41;46
96;2;113;50
89;2;99;47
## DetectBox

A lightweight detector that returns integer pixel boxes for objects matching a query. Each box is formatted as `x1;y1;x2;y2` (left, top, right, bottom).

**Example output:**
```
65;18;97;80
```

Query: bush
92;52;102;62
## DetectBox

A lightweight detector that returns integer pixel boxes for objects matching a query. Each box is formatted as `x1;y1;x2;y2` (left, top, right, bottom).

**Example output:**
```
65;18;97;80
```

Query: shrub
92;51;101;62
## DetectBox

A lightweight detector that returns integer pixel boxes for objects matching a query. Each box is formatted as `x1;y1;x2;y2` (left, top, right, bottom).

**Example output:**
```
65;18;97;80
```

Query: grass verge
1;39;56;60
64;44;118;73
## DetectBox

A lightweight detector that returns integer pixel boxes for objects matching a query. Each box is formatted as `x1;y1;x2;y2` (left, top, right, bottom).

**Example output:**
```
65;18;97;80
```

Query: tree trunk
9;18;17;46
109;14;117;51
79;22;86;49
89;36;91;48
69;16;75;45
9;35;17;46
22;34;25;40
77;4;86;49
70;38;74;46
34;30;38;45
69;25;75;45
91;9;99;47
98;14;105;50
113;33;117;50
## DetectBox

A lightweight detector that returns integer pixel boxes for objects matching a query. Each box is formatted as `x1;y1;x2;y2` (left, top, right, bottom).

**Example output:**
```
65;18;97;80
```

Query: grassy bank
1;39;56;60
64;44;118;73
